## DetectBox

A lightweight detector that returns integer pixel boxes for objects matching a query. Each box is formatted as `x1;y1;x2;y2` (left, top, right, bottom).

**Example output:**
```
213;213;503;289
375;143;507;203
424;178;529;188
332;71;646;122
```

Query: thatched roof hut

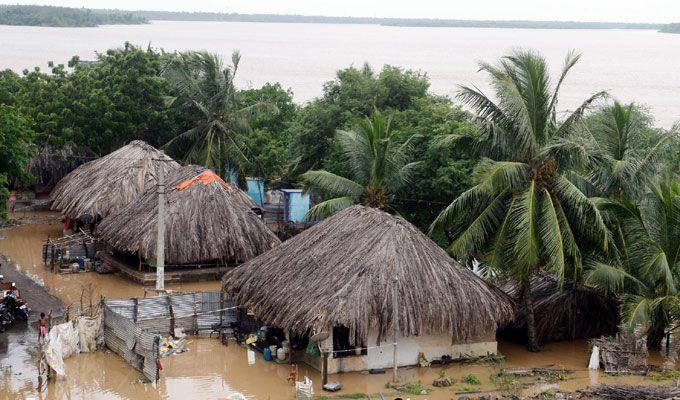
223;205;513;343
50;140;180;220
498;273;619;344
97;165;280;265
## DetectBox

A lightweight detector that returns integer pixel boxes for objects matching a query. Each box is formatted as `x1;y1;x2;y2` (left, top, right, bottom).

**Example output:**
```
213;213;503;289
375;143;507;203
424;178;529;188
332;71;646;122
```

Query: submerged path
0;255;63;322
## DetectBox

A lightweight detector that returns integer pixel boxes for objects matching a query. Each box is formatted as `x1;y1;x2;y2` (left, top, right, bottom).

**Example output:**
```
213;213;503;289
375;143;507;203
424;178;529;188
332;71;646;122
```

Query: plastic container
263;347;273;361
277;347;286;361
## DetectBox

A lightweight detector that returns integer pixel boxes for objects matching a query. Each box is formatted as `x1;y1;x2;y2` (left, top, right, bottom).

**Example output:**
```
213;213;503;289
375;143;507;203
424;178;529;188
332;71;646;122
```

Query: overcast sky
7;1;680;23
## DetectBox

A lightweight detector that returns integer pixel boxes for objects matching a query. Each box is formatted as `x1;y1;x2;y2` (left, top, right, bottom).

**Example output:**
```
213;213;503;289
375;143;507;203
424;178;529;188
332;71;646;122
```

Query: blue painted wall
282;190;310;223
246;178;264;206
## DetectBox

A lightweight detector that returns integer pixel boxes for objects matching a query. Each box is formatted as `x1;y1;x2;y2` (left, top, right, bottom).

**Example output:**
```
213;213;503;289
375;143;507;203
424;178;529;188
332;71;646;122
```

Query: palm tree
301;110;418;219
587;175;680;349
430;50;609;351
584;101;673;201
163;51;276;182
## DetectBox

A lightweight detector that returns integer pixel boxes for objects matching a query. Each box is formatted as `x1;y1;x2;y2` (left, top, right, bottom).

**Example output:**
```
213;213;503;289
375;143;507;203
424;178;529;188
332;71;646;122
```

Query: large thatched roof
498;273;619;343
50;140;180;220
223;205;513;342
97;165;280;265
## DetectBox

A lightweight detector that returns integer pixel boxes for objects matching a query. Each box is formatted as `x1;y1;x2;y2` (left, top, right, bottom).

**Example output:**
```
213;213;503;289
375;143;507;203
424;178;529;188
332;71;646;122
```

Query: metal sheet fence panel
137;297;171;321
103;291;233;382
143;355;158;382
137;331;157;354
103;327;126;357
170;293;197;318
174;316;196;334
137;317;171;334
104;299;136;319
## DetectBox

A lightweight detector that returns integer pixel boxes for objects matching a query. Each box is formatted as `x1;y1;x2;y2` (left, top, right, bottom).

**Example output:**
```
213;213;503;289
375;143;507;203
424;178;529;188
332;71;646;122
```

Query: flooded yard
0;213;675;399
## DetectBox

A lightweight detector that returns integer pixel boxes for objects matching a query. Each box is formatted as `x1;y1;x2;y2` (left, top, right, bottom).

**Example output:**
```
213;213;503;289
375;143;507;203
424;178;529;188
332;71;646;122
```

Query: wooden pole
322;351;329;386
155;163;165;293
392;276;399;383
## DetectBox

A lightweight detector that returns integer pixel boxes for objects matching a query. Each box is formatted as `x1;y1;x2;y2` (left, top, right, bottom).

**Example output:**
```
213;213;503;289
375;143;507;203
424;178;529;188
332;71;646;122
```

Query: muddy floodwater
0;212;674;399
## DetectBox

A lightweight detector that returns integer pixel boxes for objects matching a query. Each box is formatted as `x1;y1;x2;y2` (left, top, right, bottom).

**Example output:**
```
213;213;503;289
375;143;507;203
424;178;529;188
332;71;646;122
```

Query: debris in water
158;336;188;357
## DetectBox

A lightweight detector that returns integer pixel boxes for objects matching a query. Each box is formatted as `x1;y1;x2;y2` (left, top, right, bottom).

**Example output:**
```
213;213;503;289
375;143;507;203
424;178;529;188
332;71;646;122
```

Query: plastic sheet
77;315;102;353
44;321;80;376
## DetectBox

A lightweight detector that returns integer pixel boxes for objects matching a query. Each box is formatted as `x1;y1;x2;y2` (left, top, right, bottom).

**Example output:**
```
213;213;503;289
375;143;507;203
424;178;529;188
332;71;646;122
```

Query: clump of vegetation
491;372;522;397
387;381;431;395
463;374;481;385
647;370;680;381
535;391;558;400
315;393;370;400
457;385;478;393
433;369;454;387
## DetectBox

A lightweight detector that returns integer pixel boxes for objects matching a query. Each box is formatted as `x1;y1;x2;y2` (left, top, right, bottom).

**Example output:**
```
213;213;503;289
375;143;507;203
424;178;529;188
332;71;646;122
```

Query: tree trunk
647;323;666;350
522;279;540;352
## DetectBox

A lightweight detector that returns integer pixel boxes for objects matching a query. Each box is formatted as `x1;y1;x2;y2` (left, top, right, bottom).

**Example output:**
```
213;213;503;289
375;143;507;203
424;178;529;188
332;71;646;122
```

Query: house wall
246;178;264;206
283;191;310;223
311;329;498;374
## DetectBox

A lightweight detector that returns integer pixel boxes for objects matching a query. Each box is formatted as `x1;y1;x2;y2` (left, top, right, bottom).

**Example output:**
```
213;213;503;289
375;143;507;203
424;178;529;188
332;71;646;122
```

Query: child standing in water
39;312;47;342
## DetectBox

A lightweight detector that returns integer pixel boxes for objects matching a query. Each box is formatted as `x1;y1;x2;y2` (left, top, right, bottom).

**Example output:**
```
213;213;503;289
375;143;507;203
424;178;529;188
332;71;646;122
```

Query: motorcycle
2;292;29;323
0;275;29;332
0;301;14;332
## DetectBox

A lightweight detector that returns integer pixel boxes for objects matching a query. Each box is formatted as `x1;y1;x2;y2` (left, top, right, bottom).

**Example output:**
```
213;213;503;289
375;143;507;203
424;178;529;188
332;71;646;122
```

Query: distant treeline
0;5;147;27
660;23;680;33
0;5;676;32
136;10;662;30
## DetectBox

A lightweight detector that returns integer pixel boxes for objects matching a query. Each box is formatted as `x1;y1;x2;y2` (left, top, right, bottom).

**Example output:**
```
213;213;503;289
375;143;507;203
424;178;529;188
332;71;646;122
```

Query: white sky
7;0;680;23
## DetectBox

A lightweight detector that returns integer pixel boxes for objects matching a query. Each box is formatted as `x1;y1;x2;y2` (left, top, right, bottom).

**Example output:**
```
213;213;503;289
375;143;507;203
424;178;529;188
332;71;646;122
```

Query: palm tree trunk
522;279;540;352
647;323;666;350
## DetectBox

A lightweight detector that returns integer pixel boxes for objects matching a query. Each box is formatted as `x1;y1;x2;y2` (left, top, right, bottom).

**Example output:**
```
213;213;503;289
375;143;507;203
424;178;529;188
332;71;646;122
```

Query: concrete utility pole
392;275;399;383
155;162;166;292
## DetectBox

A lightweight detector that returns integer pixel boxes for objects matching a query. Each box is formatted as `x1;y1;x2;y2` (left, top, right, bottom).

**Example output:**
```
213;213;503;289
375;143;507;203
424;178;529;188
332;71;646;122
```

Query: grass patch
463;374;481;385
490;372;522;397
457;385;478;393
386;380;431;395
315;394;372;400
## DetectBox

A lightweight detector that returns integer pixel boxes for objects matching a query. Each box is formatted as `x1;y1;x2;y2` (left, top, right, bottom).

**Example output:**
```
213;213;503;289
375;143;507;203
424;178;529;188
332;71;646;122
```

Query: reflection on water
0;213;675;399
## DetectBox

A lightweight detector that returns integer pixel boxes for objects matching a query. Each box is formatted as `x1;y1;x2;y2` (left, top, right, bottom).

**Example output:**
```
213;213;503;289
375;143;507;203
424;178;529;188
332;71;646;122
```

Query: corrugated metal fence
102;291;236;382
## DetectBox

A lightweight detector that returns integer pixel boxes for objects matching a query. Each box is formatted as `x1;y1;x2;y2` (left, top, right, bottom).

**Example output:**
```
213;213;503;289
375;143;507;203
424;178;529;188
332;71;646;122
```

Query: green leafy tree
430;50;609;351
0;105;35;219
289;64;430;175
588;176;680;348
6;43;173;155
238;83;298;181
163;51;277;182
584;101;675;201
301;110;418;219
288;64;473;231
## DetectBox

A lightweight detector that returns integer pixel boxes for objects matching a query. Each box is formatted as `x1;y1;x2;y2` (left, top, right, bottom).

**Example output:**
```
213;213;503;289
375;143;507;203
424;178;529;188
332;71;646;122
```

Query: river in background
0;21;679;127
0;213;676;399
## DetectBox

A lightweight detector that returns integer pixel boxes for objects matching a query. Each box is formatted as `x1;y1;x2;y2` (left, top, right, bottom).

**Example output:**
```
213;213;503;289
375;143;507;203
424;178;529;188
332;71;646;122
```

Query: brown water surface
0;213;673;399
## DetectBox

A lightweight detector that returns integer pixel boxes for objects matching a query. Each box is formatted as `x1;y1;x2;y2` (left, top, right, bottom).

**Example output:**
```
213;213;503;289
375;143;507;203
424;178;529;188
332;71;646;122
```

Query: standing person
38;312;47;342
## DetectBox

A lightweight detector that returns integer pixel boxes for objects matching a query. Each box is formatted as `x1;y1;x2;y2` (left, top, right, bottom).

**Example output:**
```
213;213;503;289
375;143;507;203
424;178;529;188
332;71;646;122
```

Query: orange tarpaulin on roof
175;170;227;190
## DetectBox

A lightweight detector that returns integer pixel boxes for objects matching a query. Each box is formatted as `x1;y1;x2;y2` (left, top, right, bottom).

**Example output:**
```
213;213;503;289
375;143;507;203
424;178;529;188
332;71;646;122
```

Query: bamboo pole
155;163;165;292
392;275;398;383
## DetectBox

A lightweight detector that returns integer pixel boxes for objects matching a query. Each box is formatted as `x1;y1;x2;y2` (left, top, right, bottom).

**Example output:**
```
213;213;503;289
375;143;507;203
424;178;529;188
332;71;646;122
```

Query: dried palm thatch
498;273;619;343
97;165;280;265
223;205;514;343
50;141;180;220
579;384;680;400
27;144;88;187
